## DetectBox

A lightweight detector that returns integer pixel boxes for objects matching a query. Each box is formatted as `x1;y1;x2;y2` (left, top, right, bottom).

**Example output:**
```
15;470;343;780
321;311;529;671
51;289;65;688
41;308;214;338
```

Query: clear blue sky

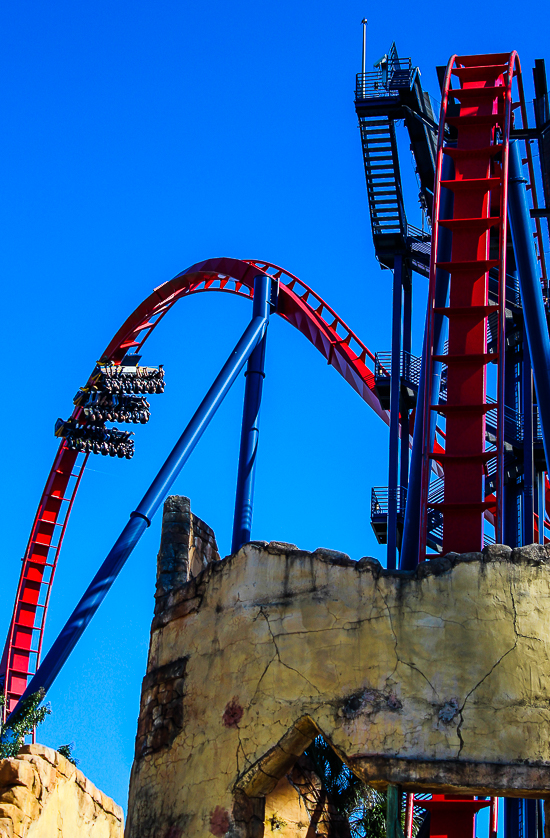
1;0;548;814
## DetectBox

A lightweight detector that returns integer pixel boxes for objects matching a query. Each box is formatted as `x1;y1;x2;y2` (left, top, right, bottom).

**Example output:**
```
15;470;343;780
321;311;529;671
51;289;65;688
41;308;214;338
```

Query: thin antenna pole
361;18;367;76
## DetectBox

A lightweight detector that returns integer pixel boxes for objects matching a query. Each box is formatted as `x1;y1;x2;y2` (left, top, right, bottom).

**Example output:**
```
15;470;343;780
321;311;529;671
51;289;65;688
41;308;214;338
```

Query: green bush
0;690;51;759
57;743;78;766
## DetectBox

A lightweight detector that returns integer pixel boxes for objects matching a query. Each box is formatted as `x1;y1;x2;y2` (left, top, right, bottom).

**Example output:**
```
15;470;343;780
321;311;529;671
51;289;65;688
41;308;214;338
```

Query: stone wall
0;744;123;838
126;518;550;838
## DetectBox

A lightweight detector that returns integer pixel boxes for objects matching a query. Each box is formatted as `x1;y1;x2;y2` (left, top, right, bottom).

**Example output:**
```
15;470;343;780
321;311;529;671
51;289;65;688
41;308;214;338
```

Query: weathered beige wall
263;777;309;837
126;531;550;838
0;744;123;838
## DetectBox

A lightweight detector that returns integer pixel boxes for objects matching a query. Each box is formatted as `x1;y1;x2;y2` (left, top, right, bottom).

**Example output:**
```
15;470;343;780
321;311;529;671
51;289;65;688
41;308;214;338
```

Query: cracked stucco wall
126;525;550;838
0;744;123;838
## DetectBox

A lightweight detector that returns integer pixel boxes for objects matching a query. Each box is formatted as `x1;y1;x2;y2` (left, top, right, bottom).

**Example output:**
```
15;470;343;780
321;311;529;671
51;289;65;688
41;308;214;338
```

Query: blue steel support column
5;299;270;723
544;473;547;545
400;156;454;570
504;798;522;838
231;274;272;553
525;799;542;838
536;800;544;838
387;254;403;569
504;273;521;548
509;140;550;483
523;342;535;545
538;471;545;544
400;280;412;495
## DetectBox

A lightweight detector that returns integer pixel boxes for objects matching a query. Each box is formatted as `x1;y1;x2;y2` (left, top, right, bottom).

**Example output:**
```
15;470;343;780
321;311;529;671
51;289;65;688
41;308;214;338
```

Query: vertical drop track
420;52;520;556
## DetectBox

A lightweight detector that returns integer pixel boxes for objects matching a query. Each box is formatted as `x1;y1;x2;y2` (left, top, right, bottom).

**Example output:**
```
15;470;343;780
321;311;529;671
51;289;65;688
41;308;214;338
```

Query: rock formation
0;743;123;838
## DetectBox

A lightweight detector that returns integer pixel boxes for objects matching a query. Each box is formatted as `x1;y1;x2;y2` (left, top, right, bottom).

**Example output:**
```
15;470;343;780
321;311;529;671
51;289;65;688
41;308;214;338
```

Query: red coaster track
0;257;387;713
419;52;545;556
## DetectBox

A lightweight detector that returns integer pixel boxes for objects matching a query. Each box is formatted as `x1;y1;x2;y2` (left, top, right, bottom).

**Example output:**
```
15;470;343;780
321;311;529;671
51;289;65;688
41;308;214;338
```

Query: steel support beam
505;798;543;838
387;254;403;569
509;140;550;484
400;155;453;569
538;471;545;544
523;342;535;545
231;274;272;553
400;283;412;493
504;287;521;548
504;798;522;838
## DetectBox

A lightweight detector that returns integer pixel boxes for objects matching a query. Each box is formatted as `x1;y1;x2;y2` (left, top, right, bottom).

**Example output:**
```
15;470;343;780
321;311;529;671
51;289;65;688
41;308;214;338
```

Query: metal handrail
374;350;422;388
371;486;408;517
355;58;413;100
407;223;431;242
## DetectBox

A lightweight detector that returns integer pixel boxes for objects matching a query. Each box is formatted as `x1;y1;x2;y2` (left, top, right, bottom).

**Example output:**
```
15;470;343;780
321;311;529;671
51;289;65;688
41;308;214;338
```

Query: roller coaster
2;37;550;838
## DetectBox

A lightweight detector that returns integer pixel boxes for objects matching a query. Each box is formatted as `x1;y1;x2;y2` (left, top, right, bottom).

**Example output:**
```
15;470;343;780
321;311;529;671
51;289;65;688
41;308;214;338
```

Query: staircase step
362;120;391;127
362;137;393;145
363;128;393;136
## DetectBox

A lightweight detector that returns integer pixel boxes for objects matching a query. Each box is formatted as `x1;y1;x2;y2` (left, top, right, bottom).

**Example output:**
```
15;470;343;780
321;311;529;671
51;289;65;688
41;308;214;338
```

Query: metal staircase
355;40;438;273
358;116;406;267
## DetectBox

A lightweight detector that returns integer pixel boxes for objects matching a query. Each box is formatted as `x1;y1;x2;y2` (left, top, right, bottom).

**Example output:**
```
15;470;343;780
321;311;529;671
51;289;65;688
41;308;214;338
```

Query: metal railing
534;91;550;128
421;91;441;125
437;389;529;445
514;405;544;443
371;486;408;518
426;477;495;549
407;225;431;274
374;350;422;388
355;58;412;101
428;476;496;552
407;223;431;243
483;402;543;445
505;273;522;309
372;479;498;552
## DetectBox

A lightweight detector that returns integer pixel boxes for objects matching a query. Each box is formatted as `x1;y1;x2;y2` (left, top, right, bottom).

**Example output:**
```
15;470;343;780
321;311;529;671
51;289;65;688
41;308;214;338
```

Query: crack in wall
455;579;521;758
379;588;440;701
509;579;544;642
236;730;250;777
257;607;322;696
